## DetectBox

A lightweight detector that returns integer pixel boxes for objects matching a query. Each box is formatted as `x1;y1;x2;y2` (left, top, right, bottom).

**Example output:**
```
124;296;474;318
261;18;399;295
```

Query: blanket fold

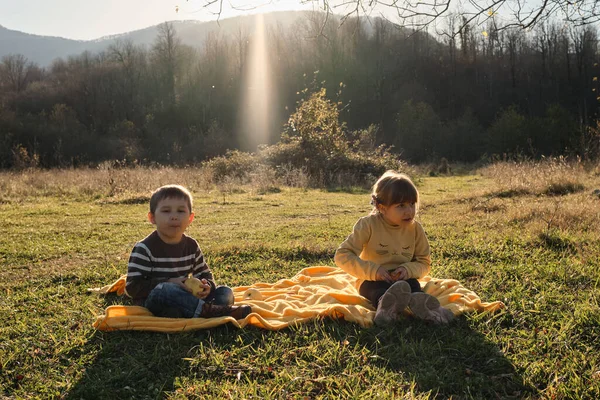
89;266;504;332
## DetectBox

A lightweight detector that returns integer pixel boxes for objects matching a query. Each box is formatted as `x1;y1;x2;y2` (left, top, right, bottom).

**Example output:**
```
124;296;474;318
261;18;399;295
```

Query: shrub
581;120;600;161
262;90;403;186
202;150;258;183
270;88;348;180
544;182;585;196
11;144;39;170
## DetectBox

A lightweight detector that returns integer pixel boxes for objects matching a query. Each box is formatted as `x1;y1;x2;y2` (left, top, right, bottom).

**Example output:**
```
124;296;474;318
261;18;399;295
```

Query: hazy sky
0;0;316;40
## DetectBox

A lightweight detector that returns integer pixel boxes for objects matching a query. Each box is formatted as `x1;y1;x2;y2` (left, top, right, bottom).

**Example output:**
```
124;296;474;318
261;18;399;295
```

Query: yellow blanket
90;266;505;332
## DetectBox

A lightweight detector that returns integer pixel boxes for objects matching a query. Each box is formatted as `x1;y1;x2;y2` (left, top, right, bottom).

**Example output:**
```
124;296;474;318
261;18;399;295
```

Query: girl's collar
377;212;399;228
376;212;414;228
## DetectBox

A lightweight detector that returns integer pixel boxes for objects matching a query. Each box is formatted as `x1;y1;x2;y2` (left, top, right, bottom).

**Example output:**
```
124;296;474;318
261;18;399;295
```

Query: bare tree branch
182;0;600;35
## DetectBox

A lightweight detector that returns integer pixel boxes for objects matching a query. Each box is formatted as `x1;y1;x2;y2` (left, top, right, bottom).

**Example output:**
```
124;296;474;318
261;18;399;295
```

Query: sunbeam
238;13;274;151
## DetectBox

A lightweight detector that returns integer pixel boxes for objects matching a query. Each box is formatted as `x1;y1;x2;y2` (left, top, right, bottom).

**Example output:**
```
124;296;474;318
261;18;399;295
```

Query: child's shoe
374;281;411;326
229;305;252;319
200;303;252;319
408;292;454;324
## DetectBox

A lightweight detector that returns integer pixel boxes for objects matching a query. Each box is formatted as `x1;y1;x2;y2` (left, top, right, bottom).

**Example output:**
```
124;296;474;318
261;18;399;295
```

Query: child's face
148;197;194;244
379;202;416;226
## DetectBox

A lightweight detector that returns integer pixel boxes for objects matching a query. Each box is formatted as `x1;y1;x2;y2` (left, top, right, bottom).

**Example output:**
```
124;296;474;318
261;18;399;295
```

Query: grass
1;160;600;399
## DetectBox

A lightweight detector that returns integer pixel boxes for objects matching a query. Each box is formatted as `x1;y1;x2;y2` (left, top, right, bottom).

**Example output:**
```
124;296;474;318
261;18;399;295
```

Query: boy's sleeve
124;243;165;300
192;247;216;291
401;222;431;279
334;217;380;281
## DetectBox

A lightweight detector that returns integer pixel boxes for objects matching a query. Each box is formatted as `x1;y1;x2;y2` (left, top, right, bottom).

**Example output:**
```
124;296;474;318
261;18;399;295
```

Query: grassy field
1;160;599;399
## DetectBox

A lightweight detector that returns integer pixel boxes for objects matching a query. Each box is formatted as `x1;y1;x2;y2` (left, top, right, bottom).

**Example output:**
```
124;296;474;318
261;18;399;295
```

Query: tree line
1;12;599;169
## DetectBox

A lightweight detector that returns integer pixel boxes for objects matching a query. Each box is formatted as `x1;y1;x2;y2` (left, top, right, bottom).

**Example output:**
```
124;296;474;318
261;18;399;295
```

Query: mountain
0;25;85;67
0;11;313;67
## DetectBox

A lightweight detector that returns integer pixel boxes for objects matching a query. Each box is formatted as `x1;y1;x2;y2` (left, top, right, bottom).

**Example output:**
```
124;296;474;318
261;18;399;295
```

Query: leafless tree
108;39;147;119
152;22;182;103
185;0;600;36
0;54;35;92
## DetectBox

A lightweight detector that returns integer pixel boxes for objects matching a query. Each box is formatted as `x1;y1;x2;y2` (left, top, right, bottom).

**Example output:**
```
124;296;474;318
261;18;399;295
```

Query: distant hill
0;11;316;67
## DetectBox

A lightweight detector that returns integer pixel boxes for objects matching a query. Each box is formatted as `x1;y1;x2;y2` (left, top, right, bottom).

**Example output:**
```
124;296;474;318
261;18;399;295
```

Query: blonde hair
149;185;193;214
371;170;419;213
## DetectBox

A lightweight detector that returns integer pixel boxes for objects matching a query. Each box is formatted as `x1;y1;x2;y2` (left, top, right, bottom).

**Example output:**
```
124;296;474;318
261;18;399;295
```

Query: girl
334;170;454;326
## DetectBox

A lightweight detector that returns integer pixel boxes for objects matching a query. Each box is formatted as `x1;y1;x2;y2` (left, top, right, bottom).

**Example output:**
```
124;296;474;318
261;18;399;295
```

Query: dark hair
149;185;193;214
371;170;419;211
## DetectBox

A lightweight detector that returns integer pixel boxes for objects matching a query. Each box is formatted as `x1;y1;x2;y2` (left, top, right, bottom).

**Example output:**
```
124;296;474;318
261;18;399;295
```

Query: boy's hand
390;266;408;281
183;277;211;299
375;266;393;283
168;277;189;290
196;279;211;299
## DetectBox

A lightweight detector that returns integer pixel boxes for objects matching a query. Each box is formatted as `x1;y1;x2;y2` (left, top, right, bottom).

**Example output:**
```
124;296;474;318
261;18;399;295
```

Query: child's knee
145;282;201;318
211;285;234;305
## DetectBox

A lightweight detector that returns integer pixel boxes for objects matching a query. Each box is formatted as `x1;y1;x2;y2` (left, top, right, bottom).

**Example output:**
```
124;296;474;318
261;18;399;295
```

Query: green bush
262;90;403;185
202;149;258;183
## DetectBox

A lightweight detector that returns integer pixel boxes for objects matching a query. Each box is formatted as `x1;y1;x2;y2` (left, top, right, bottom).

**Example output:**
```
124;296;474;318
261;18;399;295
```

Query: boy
125;184;251;319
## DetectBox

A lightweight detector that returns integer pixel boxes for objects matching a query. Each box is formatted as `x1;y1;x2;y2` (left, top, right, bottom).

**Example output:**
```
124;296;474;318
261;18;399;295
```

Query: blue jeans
145;282;234;318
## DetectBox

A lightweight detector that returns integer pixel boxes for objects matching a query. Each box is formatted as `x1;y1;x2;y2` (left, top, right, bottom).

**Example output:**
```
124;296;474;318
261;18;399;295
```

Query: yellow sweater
334;213;431;289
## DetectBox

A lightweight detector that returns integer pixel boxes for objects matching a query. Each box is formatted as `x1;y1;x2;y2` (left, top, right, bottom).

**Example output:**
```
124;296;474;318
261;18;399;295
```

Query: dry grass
467;158;600;270
477;158;600;234
0;164;312;202
478;157;597;196
2;160;597;242
0;166;209;200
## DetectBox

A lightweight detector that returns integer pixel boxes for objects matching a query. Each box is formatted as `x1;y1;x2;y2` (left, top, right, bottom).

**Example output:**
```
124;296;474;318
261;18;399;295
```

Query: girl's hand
375;266;393;283
391;267;408;281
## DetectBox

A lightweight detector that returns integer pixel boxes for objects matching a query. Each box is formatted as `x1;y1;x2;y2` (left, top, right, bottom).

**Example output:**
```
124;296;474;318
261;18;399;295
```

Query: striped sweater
125;231;215;302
